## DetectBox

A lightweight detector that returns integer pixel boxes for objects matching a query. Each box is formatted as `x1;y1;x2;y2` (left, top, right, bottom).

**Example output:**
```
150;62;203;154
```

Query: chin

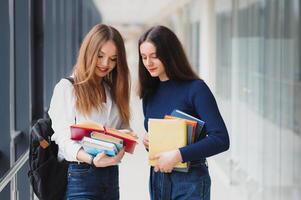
95;72;107;78
149;73;159;77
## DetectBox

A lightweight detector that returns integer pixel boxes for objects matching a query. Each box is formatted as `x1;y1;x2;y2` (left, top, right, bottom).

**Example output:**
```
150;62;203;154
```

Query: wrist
89;155;96;168
175;149;183;163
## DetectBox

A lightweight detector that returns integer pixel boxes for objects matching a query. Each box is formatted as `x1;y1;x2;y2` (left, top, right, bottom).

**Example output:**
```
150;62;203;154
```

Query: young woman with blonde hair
48;24;131;199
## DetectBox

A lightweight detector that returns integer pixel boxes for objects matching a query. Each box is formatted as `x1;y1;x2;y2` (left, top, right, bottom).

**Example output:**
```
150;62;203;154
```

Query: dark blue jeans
150;166;211;200
65;163;119;200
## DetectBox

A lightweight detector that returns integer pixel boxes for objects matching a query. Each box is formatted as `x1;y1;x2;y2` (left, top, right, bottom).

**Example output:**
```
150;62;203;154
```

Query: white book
81;136;116;151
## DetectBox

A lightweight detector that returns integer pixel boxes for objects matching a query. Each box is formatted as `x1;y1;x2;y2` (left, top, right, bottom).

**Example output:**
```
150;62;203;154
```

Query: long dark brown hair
73;24;130;125
138;25;199;99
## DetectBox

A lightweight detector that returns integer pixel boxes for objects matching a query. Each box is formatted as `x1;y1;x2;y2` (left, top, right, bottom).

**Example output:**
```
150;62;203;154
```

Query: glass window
215;0;301;199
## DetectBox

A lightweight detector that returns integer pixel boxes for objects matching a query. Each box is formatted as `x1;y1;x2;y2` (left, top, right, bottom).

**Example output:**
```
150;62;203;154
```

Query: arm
49;79;125;166
77;148;125;167
48;79;82;161
151;80;229;172
179;80;230;162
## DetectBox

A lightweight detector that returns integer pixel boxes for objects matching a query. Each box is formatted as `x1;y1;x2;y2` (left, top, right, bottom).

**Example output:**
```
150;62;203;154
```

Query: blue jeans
65;163;119;200
150;167;211;200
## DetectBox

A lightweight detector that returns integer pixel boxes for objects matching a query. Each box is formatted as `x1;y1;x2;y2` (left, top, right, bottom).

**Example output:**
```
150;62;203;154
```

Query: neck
159;74;169;81
94;75;103;83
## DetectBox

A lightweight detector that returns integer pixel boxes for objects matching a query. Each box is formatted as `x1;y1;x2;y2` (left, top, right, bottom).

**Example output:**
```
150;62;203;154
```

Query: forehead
140;41;156;54
99;40;117;56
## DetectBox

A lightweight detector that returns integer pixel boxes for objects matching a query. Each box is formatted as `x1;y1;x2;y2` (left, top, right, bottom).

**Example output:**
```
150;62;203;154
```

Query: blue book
186;125;194;145
171;109;205;141
82;145;116;157
81;137;117;157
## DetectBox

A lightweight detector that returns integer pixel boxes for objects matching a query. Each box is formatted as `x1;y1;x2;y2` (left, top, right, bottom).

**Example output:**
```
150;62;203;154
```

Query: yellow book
148;119;187;168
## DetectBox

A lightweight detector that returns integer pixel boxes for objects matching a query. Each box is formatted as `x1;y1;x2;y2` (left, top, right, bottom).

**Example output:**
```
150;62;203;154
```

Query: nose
101;57;109;67
145;57;152;66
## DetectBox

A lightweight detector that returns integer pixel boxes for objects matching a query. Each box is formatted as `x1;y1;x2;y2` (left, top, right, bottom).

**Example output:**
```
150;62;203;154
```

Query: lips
147;67;157;73
96;66;109;73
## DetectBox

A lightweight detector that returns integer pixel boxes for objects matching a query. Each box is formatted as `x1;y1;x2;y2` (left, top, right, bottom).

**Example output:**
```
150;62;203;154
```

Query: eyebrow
141;52;157;56
99;51;117;57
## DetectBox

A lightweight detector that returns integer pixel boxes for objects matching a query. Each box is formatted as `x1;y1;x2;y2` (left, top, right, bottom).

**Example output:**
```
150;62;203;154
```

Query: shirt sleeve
48;79;82;162
179;80;230;162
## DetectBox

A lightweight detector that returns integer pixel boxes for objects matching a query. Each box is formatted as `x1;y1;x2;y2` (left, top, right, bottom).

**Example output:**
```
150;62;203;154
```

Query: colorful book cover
91;131;123;151
70;121;137;153
82;145;116;157
81;136;117;157
148;119;187;169
164;115;198;172
171;109;205;141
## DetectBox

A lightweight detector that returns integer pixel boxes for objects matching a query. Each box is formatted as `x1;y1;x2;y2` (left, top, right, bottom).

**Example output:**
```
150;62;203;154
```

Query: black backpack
28;77;73;200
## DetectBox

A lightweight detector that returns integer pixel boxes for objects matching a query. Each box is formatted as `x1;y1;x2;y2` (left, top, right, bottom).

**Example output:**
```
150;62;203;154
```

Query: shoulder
48;78;75;116
51;78;74;100
187;79;214;99
189;79;206;88
182;79;209;92
54;78;73;91
57;78;73;87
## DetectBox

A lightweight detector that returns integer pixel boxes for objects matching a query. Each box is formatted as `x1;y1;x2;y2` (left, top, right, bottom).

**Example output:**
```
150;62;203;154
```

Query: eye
110;58;117;62
142;56;147;60
98;55;103;58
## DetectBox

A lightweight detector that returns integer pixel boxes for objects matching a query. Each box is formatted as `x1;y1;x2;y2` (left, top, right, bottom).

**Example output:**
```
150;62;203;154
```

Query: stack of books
70;122;137;157
148;109;204;172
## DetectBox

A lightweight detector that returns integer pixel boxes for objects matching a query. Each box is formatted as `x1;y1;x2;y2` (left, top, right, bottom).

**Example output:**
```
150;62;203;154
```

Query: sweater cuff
179;146;189;163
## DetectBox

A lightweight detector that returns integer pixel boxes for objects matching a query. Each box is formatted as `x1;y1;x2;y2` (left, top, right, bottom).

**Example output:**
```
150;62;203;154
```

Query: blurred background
0;0;300;199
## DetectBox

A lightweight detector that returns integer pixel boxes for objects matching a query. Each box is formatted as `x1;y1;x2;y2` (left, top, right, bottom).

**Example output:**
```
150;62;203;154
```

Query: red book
70;122;137;154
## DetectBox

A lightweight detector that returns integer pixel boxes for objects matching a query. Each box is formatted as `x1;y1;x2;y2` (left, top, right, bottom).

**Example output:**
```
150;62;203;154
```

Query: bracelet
89;155;96;168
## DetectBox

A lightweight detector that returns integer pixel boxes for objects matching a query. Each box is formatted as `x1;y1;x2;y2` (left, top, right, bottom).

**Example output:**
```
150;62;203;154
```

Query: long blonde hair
72;24;130;125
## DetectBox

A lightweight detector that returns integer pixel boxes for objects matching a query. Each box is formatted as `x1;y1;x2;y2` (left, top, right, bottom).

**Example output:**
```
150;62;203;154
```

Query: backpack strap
63;77;76;124
64;77;74;84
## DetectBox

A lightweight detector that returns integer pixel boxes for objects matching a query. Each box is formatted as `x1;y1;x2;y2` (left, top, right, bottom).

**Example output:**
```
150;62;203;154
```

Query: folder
70;121;137;153
148;119;187;169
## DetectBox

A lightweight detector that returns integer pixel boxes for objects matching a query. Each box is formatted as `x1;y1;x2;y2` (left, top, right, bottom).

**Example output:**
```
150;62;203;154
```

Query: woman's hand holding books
93;148;125;167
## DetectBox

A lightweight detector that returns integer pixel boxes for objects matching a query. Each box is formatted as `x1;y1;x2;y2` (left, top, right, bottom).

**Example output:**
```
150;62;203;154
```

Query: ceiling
93;0;174;26
92;0;192;39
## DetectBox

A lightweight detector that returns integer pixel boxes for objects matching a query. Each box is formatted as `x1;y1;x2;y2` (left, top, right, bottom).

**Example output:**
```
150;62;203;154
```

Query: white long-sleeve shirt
48;78;128;162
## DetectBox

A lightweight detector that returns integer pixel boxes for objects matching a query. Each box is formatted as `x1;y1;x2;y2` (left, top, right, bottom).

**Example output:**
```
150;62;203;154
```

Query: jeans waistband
67;161;91;167
190;159;208;168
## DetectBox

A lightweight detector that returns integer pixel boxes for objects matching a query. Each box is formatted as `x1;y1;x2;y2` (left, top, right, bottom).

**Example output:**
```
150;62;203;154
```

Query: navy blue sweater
143;79;229;163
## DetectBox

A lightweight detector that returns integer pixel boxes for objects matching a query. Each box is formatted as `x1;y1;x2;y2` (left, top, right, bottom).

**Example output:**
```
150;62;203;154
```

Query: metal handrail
0;149;29;192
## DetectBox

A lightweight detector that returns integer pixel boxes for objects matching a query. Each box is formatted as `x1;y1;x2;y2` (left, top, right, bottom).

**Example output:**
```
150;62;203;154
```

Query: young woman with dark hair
48;24;132;199
138;25;230;200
